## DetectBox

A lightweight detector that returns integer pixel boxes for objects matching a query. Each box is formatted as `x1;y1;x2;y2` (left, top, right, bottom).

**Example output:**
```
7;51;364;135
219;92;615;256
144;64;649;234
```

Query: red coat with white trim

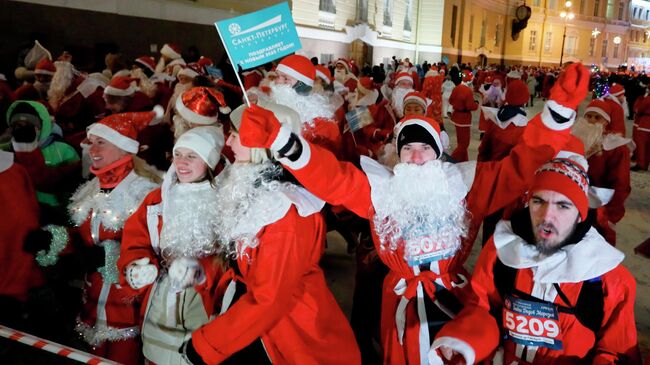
588;141;631;224
191;206;361;364
603;96;627;136
357;100;398;157
302;117;343;159
274;109;574;365
449;84;478;127
422;75;444;123
477;121;526;162
434;219;640;364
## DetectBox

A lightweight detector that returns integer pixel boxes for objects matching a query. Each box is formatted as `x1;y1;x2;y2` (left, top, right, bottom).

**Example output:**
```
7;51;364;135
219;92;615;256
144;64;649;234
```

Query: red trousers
451;125;471;162
633;125;650;170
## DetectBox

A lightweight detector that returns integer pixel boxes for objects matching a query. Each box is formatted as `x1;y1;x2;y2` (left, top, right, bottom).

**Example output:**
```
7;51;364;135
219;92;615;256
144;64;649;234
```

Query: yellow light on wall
613;36;622;44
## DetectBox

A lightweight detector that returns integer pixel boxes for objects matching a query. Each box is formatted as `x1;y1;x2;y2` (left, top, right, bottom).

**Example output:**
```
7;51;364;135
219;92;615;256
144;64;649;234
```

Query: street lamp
559;1;575;66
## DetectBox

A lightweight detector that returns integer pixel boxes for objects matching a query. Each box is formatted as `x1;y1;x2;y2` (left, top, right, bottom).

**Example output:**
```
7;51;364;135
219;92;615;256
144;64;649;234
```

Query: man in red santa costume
237;63;590;365
602;83;628;136
314;64;345;124
118;125;225;364
23;110;162;365
421;66;444;124
449;70;479;162
178;103;360;365
390;72;416;120
334;58;359;93
262;54;342;157
571;99;632;245
431;156;641;365
15;58;56;102
632;84;650;171
155;43;186;75
103;76;153;114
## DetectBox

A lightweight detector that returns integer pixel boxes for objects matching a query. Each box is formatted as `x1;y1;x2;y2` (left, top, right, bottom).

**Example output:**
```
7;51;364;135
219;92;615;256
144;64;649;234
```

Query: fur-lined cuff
430;336;476;365
276;135;311;170
12;139;38;153
270;125;292;152
541;100;575;130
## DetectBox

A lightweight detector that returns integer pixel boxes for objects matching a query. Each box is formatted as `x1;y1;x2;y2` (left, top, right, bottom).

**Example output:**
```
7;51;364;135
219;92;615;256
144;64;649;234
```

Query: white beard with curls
268;83;335;126
158;180;221;262
372;160;470;256
572;117;604;158
212;162;290;259
48;61;75;110
391;87;414;119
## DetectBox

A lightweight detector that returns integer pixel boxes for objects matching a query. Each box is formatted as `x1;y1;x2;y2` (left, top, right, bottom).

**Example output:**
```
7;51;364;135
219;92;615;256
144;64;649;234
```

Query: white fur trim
167;58;186;68
177;67;198;79
430;336;476;365
541;100;575;131
87;123;139;153
589;186;615;208
493;220;624;283
610;88;625;97
161;44;181;60
0;150;14;173
270;124;292;152
425;70;439;78
11;139;39;153
315;69;331;84
277;134;312;170
396;118;443;156
104;85;137;97
34;69;54;76
175;95;218;125
584;106;611;122
355;90;379;106
602;134;633;151
395;74;414;84
150;104;165;125
276;63;314;87
403;95;427;110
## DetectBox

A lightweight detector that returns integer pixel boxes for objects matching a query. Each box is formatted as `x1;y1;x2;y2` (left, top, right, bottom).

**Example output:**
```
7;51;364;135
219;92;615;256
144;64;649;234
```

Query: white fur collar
481;106;528;129
355;90;379;107
602;133;633;151
68;171;159;230
0;150;14;173
493;220;624;283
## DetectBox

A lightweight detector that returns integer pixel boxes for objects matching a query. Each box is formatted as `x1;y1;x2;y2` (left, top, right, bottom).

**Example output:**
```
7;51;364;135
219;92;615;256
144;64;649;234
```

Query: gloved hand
168;257;205;292
125;258;158;289
23;229;52;254
12;124;38;143
549;63;590;111
179;338;207;365
239;104;283;149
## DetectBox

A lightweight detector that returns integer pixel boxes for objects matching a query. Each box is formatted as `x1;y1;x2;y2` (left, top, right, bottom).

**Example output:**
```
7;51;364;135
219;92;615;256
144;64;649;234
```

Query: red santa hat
462;70;473;83
395;72;414;85
176;86;230;125
335;58;352;73
529;157;590;220
173;125;225;169
315;64;332;85
395;115;443;158
134;56;156;73
425;67;439;78
583;99;611;123
403;91;428;111
609;83;625;97
197;56;213;68
34;58;56;76
161;43;182;60
505;79;529;106
87;109;163;154
177;63;202;79
484;75;494;84
357;76;374;94
276;55;315;87
104;76;139;97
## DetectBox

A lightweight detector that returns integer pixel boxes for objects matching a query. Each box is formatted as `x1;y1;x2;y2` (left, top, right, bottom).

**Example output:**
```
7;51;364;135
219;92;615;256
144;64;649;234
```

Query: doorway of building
478;54;488;68
351;39;373;69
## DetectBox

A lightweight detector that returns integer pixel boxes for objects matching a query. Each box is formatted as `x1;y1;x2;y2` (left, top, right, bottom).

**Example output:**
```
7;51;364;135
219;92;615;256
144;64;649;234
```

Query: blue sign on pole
215;2;302;71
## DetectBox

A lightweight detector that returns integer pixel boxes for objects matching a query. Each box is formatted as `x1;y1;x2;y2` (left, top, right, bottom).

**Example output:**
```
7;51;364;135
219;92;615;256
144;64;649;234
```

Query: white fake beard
269;83;334;125
131;68;157;98
372;160;469;254
572;117;604;158
212;162;284;258
159;181;221;261
391;87;413;119
334;69;347;83
48;61;75;109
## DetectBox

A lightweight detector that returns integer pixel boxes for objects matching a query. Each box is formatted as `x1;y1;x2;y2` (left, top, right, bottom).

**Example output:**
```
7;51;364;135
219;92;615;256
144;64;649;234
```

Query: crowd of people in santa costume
0;37;648;365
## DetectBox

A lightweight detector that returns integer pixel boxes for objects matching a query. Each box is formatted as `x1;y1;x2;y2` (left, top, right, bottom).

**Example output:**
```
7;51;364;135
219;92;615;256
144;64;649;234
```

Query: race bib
405;236;456;267
502;295;563;350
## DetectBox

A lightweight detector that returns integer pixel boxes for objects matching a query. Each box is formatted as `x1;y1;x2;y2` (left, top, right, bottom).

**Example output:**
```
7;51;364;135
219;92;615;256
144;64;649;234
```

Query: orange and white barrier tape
0;324;119;365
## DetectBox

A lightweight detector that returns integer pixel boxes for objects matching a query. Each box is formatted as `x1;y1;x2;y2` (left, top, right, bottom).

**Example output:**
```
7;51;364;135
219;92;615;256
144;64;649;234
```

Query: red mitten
548;63;590;110
239;104;283;149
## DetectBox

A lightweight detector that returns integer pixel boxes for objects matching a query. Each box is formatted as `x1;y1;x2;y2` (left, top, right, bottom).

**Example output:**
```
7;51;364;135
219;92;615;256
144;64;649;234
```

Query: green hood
6;100;53;143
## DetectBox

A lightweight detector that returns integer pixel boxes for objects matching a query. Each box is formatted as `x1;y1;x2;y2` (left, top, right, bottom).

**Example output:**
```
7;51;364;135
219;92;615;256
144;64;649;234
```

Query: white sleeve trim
430;336;476;365
270;125;292;152
276;134;311;170
12;139;39;152
541;100;575;131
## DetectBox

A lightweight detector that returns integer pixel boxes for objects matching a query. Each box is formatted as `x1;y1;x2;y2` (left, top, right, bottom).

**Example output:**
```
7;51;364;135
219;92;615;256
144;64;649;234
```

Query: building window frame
544;31;552;53
529;30;537;51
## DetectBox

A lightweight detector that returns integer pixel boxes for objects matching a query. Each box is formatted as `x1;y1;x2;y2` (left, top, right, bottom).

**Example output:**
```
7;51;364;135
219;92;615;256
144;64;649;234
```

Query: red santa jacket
302;117;343;159
450;84;478;127
274;109;574;365
603;96;627;136
357;100;397;157
0;152;44;302
52;77;106;133
191;206;361;365
633;94;650;131
15;82;46;102
434;219;640;365
477;109;528;162
422;75;444;123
